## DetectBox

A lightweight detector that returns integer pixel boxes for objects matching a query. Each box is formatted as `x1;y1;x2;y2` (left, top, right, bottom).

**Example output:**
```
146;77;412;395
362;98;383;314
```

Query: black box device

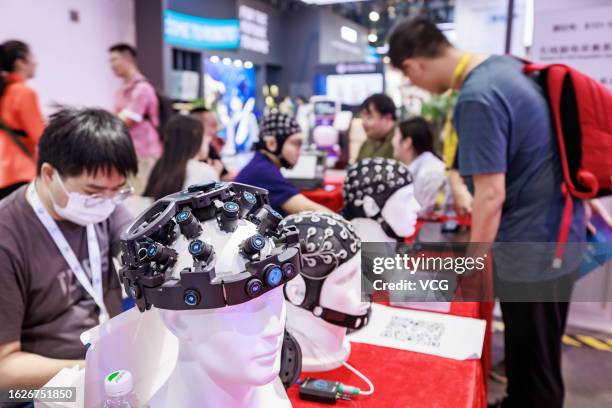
299;377;339;404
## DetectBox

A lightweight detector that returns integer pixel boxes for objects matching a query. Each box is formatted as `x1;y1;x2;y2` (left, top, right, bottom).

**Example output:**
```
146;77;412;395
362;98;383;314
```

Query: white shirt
183;159;220;189
407;151;446;214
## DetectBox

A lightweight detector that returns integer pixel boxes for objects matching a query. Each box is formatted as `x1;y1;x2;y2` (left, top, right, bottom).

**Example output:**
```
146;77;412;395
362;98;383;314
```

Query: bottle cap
104;370;134;397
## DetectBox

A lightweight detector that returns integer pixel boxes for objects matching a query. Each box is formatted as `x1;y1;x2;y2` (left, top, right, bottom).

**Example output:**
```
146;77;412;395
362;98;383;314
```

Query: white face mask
50;172;116;226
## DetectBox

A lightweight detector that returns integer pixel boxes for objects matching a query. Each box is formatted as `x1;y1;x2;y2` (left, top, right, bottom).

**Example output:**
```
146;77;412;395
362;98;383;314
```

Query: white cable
291;326;375;397
342;361;375;396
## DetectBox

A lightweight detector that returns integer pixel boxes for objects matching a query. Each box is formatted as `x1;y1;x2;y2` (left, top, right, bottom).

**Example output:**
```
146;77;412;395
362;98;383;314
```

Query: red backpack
523;62;612;267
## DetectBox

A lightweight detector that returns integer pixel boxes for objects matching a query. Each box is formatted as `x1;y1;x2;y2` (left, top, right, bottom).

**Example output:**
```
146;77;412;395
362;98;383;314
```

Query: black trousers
497;273;575;408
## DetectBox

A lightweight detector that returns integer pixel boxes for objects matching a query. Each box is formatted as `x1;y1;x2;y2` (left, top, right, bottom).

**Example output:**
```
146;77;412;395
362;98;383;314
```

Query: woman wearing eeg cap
235;113;331;216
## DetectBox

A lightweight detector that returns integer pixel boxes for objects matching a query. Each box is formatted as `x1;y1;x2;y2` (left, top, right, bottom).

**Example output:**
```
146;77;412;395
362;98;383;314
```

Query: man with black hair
0;108;137;388
109;43;161;194
388;17;585;408
356;93;397;160
235;113;330;216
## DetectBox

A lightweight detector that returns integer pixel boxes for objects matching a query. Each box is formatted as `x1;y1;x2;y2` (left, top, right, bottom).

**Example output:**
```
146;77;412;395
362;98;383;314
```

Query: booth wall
454;0;530;56
0;0;135;116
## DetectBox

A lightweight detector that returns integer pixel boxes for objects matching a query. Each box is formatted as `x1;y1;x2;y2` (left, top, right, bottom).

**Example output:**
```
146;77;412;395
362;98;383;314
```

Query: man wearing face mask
0;108;137;389
235;112;330;216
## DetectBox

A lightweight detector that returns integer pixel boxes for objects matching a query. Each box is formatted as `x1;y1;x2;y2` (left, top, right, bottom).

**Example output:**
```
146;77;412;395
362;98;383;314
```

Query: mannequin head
159;286;286;386
343;158;420;240
119;182;301;407
157;213;285;384
281;212;369;330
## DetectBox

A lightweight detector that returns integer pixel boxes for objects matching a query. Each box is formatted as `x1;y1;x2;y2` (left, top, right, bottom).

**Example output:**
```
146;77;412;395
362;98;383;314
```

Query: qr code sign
380;316;445;348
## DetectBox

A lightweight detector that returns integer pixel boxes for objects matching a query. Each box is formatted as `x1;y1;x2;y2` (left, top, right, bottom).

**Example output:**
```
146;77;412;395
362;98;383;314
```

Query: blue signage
164;9;240;50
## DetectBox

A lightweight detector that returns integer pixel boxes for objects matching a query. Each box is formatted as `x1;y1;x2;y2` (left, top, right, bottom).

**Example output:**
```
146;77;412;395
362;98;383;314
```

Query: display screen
204;60;257;153
314;101;337;115
325;73;384;106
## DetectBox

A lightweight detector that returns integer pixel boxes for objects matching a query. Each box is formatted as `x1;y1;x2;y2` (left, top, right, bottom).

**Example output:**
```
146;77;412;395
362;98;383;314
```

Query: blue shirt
234;152;299;216
453;55;585;280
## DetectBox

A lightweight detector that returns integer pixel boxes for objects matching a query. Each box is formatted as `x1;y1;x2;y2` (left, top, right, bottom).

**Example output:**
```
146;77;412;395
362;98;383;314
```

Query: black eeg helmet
120;181;303;312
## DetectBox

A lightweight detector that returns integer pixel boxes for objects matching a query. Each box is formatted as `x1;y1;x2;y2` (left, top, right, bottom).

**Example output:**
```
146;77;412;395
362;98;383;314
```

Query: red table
288;340;485;408
301;172;345;212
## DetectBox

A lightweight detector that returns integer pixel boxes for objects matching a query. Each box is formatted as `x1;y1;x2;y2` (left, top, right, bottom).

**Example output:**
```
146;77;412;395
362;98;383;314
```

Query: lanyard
27;183;109;323
450;53;473;90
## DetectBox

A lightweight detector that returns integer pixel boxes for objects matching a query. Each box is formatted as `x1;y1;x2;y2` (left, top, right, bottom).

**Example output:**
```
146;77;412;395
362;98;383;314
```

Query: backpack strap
0;119;34;160
553;183;574;269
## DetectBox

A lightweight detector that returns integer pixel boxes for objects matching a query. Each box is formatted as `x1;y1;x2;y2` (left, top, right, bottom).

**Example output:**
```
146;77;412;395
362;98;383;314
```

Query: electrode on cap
176;208;202;239
218;201;240;233
282;263;296;279
241;234;267;259
142;243;175;264
254;205;283;236
264;264;283;287
188;239;213;262
246;278;264;297
238;191;257;217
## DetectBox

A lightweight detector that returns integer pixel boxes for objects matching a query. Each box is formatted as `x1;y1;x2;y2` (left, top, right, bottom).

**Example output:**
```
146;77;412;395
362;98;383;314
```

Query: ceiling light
368;33;378;43
222;57;232;65
233;59;243;67
209;55;220;63
369;11;380;22
244;61;254;69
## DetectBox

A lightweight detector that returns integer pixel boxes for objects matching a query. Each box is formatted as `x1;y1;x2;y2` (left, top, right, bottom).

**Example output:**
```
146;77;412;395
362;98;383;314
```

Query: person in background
190;107;231;181
144;115;218;201
388;17;585;408
109;43;161;195
0;40;45;200
393;117;446;214
0;108;137;388
278;95;295;117
357;93;397;160
235;113;330;216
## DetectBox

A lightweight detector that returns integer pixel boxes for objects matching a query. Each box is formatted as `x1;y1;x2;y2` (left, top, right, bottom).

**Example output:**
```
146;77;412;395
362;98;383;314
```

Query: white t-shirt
183;159;219;189
407;151;446;214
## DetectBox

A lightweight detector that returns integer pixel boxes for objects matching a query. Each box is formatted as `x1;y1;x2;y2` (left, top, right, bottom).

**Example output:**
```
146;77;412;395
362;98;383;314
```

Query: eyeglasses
55;170;134;207
84;185;134;207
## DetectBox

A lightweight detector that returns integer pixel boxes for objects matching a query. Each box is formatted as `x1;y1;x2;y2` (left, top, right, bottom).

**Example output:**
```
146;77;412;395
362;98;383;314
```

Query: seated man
356;93;397;161
0;107;138;388
235;113;329;216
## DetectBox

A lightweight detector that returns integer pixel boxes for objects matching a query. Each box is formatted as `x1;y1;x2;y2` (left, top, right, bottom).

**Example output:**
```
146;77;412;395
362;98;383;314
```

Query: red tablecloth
301;173;345;212
288;341;486;408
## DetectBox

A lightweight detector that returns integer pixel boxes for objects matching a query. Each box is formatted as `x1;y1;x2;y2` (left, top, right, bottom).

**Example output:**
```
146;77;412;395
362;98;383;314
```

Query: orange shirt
0;73;45;188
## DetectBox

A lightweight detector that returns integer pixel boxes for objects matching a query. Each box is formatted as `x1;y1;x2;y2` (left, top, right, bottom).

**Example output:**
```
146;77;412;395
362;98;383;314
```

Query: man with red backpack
109;43;162;195
388;18;592;408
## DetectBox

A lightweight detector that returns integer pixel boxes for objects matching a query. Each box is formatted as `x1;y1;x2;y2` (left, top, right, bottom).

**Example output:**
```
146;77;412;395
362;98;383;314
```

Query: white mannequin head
280;212;369;371
158;286;286;386
118;184;301;407
158;216;285;384
344;158;420;241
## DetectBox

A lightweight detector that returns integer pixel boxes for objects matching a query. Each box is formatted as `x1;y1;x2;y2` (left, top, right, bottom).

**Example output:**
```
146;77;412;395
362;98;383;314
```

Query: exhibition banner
532;4;612;87
164;10;240;50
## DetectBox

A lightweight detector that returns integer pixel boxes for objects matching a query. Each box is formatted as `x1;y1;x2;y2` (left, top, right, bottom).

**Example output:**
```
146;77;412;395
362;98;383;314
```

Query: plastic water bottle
103;370;143;408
